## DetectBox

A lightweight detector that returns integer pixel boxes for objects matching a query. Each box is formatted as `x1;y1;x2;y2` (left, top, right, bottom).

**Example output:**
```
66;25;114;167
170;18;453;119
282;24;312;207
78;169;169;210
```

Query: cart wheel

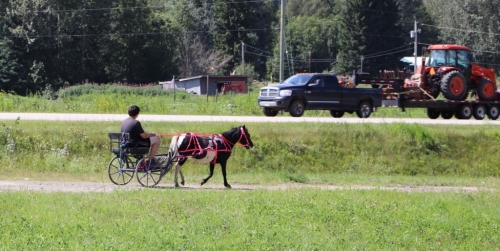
108;156;135;185
136;158;163;187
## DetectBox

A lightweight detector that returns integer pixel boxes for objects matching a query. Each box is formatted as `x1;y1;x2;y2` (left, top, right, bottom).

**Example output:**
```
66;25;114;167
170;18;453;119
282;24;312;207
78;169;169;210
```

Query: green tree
336;0;406;75
211;0;275;78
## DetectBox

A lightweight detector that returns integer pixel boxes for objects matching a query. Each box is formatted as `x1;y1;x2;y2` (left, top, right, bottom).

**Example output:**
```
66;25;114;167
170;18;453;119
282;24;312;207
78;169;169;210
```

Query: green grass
0;84;429;117
1;189;499;250
2;88;500;250
2;120;500;188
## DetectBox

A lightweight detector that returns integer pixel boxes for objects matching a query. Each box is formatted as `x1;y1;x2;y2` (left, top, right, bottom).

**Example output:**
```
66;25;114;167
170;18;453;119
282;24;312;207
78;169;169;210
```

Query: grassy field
1;189;499;250
2;86;500;249
0;83;429;118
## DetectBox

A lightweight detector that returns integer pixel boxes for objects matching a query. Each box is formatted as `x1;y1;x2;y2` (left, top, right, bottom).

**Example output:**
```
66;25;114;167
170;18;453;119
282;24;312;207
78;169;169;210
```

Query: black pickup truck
257;73;382;118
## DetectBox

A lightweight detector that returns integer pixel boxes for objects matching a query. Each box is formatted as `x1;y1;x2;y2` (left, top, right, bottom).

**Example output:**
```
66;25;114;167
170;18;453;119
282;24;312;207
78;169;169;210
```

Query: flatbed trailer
355;74;500;120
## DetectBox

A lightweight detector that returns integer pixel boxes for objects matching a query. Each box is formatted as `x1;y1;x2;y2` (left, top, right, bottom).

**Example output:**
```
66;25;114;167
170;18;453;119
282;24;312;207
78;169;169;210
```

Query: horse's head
238;125;254;149
223;125;254;149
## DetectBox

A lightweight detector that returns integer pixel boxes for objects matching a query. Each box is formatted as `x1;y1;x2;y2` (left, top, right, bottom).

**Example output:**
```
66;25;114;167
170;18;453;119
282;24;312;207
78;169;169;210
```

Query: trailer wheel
329;110;345;118
477;79;496;101
455;104;472;120
441;111;454;119
263;108;279;117
426;108;440;119
356;101;372;118
288;100;305;117
441;71;468;100
487;105;500;120
473;105;486;120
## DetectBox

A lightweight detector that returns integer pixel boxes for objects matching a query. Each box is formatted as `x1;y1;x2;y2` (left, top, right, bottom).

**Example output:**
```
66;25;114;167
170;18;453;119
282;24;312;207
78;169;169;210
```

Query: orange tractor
414;44;497;101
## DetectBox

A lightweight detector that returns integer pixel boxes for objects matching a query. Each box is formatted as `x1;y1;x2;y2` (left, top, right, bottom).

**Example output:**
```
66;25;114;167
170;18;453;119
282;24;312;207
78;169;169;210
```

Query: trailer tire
487;105;500;120
455;105;472;120
330;110;345;118
288;100;305;117
441;111;454;119
426;108;440;119
473;105;486;120
263;108;279;117
441;71;468;100
356;101;372;118
477;79;496;101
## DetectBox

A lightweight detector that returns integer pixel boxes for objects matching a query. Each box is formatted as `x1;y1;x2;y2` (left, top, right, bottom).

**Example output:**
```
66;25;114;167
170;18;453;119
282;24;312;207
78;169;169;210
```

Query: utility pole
308;51;311;73
241;42;245;73
279;0;285;83
411;20;421;73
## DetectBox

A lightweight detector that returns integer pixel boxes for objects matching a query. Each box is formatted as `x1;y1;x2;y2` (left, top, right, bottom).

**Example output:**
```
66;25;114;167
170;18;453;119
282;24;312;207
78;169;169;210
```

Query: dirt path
0;180;492;193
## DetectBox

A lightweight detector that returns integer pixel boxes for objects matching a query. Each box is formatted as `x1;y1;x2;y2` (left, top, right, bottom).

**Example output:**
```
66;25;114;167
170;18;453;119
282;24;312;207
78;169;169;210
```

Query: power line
421;23;500;37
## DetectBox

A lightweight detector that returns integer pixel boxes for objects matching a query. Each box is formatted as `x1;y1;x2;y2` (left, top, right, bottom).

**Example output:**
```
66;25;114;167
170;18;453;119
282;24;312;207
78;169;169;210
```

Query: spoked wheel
108;156;135;185
136;158;163;187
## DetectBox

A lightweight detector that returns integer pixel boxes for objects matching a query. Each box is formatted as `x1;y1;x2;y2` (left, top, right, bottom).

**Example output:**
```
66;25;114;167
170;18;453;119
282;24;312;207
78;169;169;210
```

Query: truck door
306;75;341;109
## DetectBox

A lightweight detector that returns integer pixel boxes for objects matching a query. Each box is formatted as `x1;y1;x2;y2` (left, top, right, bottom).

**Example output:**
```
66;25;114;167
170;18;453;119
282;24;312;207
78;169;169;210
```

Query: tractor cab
427;45;471;79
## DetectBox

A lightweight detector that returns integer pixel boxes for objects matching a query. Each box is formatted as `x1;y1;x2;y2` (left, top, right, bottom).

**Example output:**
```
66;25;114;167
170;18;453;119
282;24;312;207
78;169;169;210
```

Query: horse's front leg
201;163;215;186
220;160;231;189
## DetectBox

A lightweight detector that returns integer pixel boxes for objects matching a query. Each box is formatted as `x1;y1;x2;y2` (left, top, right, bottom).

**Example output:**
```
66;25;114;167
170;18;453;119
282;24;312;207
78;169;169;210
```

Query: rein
170;127;250;164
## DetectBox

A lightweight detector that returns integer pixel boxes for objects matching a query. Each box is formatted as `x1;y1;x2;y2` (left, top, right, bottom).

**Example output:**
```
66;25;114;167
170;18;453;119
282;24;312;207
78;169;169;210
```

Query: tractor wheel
288;100;305;117
487;105;500;120
441;111;454;119
455;105;472;120
441;71;468;100
426;108;440;119
263;108;278;117
477;79;496;101
329;110;345;118
473;105;486;120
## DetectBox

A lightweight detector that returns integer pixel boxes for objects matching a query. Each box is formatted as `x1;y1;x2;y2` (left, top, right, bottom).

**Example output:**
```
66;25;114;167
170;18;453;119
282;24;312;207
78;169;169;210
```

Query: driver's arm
140;132;156;139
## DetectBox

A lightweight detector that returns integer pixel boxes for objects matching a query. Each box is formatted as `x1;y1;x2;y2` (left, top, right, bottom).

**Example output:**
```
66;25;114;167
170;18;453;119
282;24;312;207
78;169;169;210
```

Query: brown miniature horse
168;125;254;188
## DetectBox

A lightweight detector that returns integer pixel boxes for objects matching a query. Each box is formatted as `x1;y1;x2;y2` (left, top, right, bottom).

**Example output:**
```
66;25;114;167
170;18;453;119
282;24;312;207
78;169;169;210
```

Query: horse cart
107;125;254;188
107;133;176;187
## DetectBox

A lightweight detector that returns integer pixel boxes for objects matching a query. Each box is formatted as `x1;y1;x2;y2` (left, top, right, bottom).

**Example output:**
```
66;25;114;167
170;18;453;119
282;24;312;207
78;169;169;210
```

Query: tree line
1;0;499;95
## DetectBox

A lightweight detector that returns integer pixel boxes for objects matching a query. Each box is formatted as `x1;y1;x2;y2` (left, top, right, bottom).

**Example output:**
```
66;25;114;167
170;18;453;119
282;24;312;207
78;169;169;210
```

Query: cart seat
108;133;150;155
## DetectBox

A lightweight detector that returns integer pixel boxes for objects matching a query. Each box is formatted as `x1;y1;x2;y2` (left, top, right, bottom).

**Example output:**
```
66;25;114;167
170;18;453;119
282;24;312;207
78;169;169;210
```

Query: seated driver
121;105;161;167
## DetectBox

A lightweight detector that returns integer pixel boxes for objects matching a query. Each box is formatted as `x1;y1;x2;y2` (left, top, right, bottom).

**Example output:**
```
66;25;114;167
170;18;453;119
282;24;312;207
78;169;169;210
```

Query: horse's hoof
200;180;205;186
225;184;232;189
181;181;185;186
174;183;180;188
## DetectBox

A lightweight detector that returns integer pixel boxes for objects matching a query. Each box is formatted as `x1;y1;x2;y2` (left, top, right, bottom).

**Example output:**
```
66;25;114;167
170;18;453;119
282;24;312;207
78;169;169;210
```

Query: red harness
175;127;250;164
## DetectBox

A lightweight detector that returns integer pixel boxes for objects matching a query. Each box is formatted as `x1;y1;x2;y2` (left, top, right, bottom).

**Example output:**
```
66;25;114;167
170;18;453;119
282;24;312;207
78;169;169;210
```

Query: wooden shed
160;75;248;95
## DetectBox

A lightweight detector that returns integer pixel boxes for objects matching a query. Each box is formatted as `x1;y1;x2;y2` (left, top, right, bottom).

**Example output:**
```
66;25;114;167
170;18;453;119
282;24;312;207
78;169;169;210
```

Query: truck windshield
283;74;313;85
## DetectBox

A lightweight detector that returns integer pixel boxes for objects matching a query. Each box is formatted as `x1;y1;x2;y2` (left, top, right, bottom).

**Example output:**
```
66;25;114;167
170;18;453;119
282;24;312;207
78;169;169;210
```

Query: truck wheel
441;111;454;119
473;105;486;120
477;79;496;101
329;110;345;118
356;101;372;118
263;108;278;117
487;105;500;120
288;100;305;117
426;108;440;119
441;71;468;100
455;105;472;120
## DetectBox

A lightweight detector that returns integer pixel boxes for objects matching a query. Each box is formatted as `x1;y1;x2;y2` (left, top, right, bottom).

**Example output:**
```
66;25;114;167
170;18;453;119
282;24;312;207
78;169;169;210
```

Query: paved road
1;112;500;125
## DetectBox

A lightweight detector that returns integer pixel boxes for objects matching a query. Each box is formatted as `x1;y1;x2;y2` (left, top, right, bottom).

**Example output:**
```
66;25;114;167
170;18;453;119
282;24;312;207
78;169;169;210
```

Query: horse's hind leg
220;160;231;189
174;159;186;187
201;163;215;186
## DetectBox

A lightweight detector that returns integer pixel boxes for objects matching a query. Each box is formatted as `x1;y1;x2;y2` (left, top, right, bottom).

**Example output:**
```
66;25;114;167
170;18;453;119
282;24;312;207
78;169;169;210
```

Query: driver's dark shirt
121;117;147;144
